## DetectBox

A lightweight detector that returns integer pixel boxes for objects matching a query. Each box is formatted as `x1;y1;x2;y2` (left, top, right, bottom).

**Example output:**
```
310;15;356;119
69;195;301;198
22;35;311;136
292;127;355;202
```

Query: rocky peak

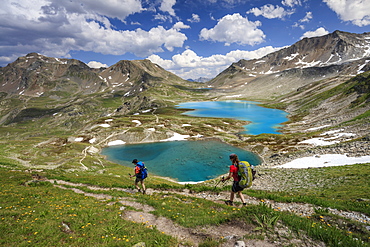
0;53;104;96
209;31;370;90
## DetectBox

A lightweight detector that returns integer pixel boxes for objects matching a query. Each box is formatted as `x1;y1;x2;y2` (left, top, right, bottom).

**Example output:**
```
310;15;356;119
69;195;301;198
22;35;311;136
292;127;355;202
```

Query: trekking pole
213;176;224;191
201;177;226;199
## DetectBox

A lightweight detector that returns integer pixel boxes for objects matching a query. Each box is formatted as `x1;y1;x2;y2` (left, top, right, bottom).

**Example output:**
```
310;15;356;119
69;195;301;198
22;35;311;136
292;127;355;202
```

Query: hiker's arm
130;167;138;178
222;172;233;182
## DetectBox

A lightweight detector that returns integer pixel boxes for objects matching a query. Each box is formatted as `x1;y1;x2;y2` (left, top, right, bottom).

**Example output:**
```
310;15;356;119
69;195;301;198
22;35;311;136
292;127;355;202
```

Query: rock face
208;31;370;99
0;53;193;125
0;53;187;97
0;53;105;96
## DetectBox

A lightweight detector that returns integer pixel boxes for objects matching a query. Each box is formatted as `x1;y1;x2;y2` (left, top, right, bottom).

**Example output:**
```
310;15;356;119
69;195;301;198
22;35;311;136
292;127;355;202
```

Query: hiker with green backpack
222;153;254;206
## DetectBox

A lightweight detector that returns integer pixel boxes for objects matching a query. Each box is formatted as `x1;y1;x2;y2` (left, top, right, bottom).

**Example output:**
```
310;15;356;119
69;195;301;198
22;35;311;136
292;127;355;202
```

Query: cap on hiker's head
229;153;237;159
132;159;138;163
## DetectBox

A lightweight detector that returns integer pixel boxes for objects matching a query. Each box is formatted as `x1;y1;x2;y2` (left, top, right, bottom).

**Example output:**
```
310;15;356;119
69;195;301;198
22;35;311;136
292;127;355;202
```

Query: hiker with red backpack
222;153;250;206
130;159;147;194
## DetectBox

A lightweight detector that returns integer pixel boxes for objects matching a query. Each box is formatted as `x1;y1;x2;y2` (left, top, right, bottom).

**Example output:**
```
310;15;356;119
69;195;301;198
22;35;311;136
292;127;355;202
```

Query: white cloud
293;11;313;29
87;61;108;68
301;27;329;39
300;12;313;23
0;0;187;65
199;13;265;46
247;4;293;19
323;0;370;27
148;46;282;79
173;22;190;30
281;0;301;7
187;14;201;23
159;0;177;16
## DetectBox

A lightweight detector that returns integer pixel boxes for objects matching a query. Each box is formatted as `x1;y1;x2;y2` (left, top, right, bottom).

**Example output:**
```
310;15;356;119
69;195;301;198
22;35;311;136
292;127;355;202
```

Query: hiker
221;153;247;206
130;159;147;194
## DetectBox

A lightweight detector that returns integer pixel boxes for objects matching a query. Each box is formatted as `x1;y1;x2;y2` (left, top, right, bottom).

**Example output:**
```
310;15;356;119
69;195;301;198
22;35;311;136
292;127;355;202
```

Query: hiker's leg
237;191;246;204
134;178;141;191
229;191;235;202
141;180;146;192
135;182;140;191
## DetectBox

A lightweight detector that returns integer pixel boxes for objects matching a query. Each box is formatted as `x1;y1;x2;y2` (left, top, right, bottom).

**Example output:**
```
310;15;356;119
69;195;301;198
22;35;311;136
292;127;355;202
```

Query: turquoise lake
176;100;288;135
101;139;261;183
102;100;287;182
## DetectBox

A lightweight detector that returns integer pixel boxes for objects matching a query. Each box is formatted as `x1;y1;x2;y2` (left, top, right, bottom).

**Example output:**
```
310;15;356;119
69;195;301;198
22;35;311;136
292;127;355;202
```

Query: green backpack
237;161;254;188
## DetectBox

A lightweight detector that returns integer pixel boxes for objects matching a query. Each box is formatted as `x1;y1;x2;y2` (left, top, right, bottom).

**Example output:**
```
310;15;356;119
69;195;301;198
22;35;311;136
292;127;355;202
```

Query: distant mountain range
208;30;370;99
0;30;369;132
0;53;186;97
187;77;211;83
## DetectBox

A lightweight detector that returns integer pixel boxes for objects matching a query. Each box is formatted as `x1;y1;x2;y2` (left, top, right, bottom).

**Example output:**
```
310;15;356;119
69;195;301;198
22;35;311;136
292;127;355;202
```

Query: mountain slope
208;31;370;100
0;53;105;96
0;53;202;128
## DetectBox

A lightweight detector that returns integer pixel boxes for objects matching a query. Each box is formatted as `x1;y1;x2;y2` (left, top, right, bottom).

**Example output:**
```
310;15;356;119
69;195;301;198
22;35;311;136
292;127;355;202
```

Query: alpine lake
101;100;288;183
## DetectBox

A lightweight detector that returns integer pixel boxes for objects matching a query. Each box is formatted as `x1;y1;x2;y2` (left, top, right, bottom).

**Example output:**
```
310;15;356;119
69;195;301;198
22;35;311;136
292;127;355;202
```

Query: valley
0;30;369;246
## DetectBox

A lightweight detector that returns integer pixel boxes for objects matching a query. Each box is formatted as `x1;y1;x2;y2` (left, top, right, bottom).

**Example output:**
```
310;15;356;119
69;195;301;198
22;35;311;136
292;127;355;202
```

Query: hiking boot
138;189;141;193
225;200;233;206
142;189;146;194
242;203;247;206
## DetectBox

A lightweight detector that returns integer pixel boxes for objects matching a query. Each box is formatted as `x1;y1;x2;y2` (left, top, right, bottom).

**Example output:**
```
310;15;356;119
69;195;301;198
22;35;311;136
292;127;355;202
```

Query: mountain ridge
0;30;369;144
207;30;370;99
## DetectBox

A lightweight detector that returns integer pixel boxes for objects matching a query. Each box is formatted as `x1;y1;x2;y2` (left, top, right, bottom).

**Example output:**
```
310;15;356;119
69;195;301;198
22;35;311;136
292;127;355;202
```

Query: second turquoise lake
176;100;288;135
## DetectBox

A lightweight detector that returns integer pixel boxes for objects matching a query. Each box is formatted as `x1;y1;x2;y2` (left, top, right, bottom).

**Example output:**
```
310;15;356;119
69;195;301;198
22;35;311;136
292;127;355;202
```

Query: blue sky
1;0;369;79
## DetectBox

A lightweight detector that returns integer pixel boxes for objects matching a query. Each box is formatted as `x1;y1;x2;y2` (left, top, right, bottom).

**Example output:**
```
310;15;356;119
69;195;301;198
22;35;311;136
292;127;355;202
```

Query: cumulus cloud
323;0;370;26
300;12;313;23
173;22;190;30
247;4;293;19
87;61;108;68
159;0;177;16
199;13;265;46
301;27;329;39
293;11;313;29
0;0;188;66
281;0;301;7
188;14;201;23
148;46;282;79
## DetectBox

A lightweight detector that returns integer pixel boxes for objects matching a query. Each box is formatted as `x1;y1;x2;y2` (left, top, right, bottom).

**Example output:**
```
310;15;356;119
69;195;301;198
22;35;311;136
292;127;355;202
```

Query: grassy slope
0;156;369;246
0;71;369;246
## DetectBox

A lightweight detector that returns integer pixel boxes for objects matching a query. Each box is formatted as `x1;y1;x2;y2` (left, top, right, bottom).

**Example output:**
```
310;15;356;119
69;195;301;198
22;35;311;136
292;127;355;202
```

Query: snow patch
108;140;126;146
160;133;190;142
225;94;242;98
99;124;110;128
132;120;141;126
283;53;299;61
275;154;370;168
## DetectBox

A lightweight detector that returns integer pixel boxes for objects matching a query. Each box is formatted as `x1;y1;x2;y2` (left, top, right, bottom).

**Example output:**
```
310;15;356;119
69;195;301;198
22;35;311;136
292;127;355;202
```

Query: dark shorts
135;177;144;183
232;181;244;193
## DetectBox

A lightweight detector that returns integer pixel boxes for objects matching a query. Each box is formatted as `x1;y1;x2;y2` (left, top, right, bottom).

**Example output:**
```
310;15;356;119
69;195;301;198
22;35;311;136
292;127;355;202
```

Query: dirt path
42;178;370;246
